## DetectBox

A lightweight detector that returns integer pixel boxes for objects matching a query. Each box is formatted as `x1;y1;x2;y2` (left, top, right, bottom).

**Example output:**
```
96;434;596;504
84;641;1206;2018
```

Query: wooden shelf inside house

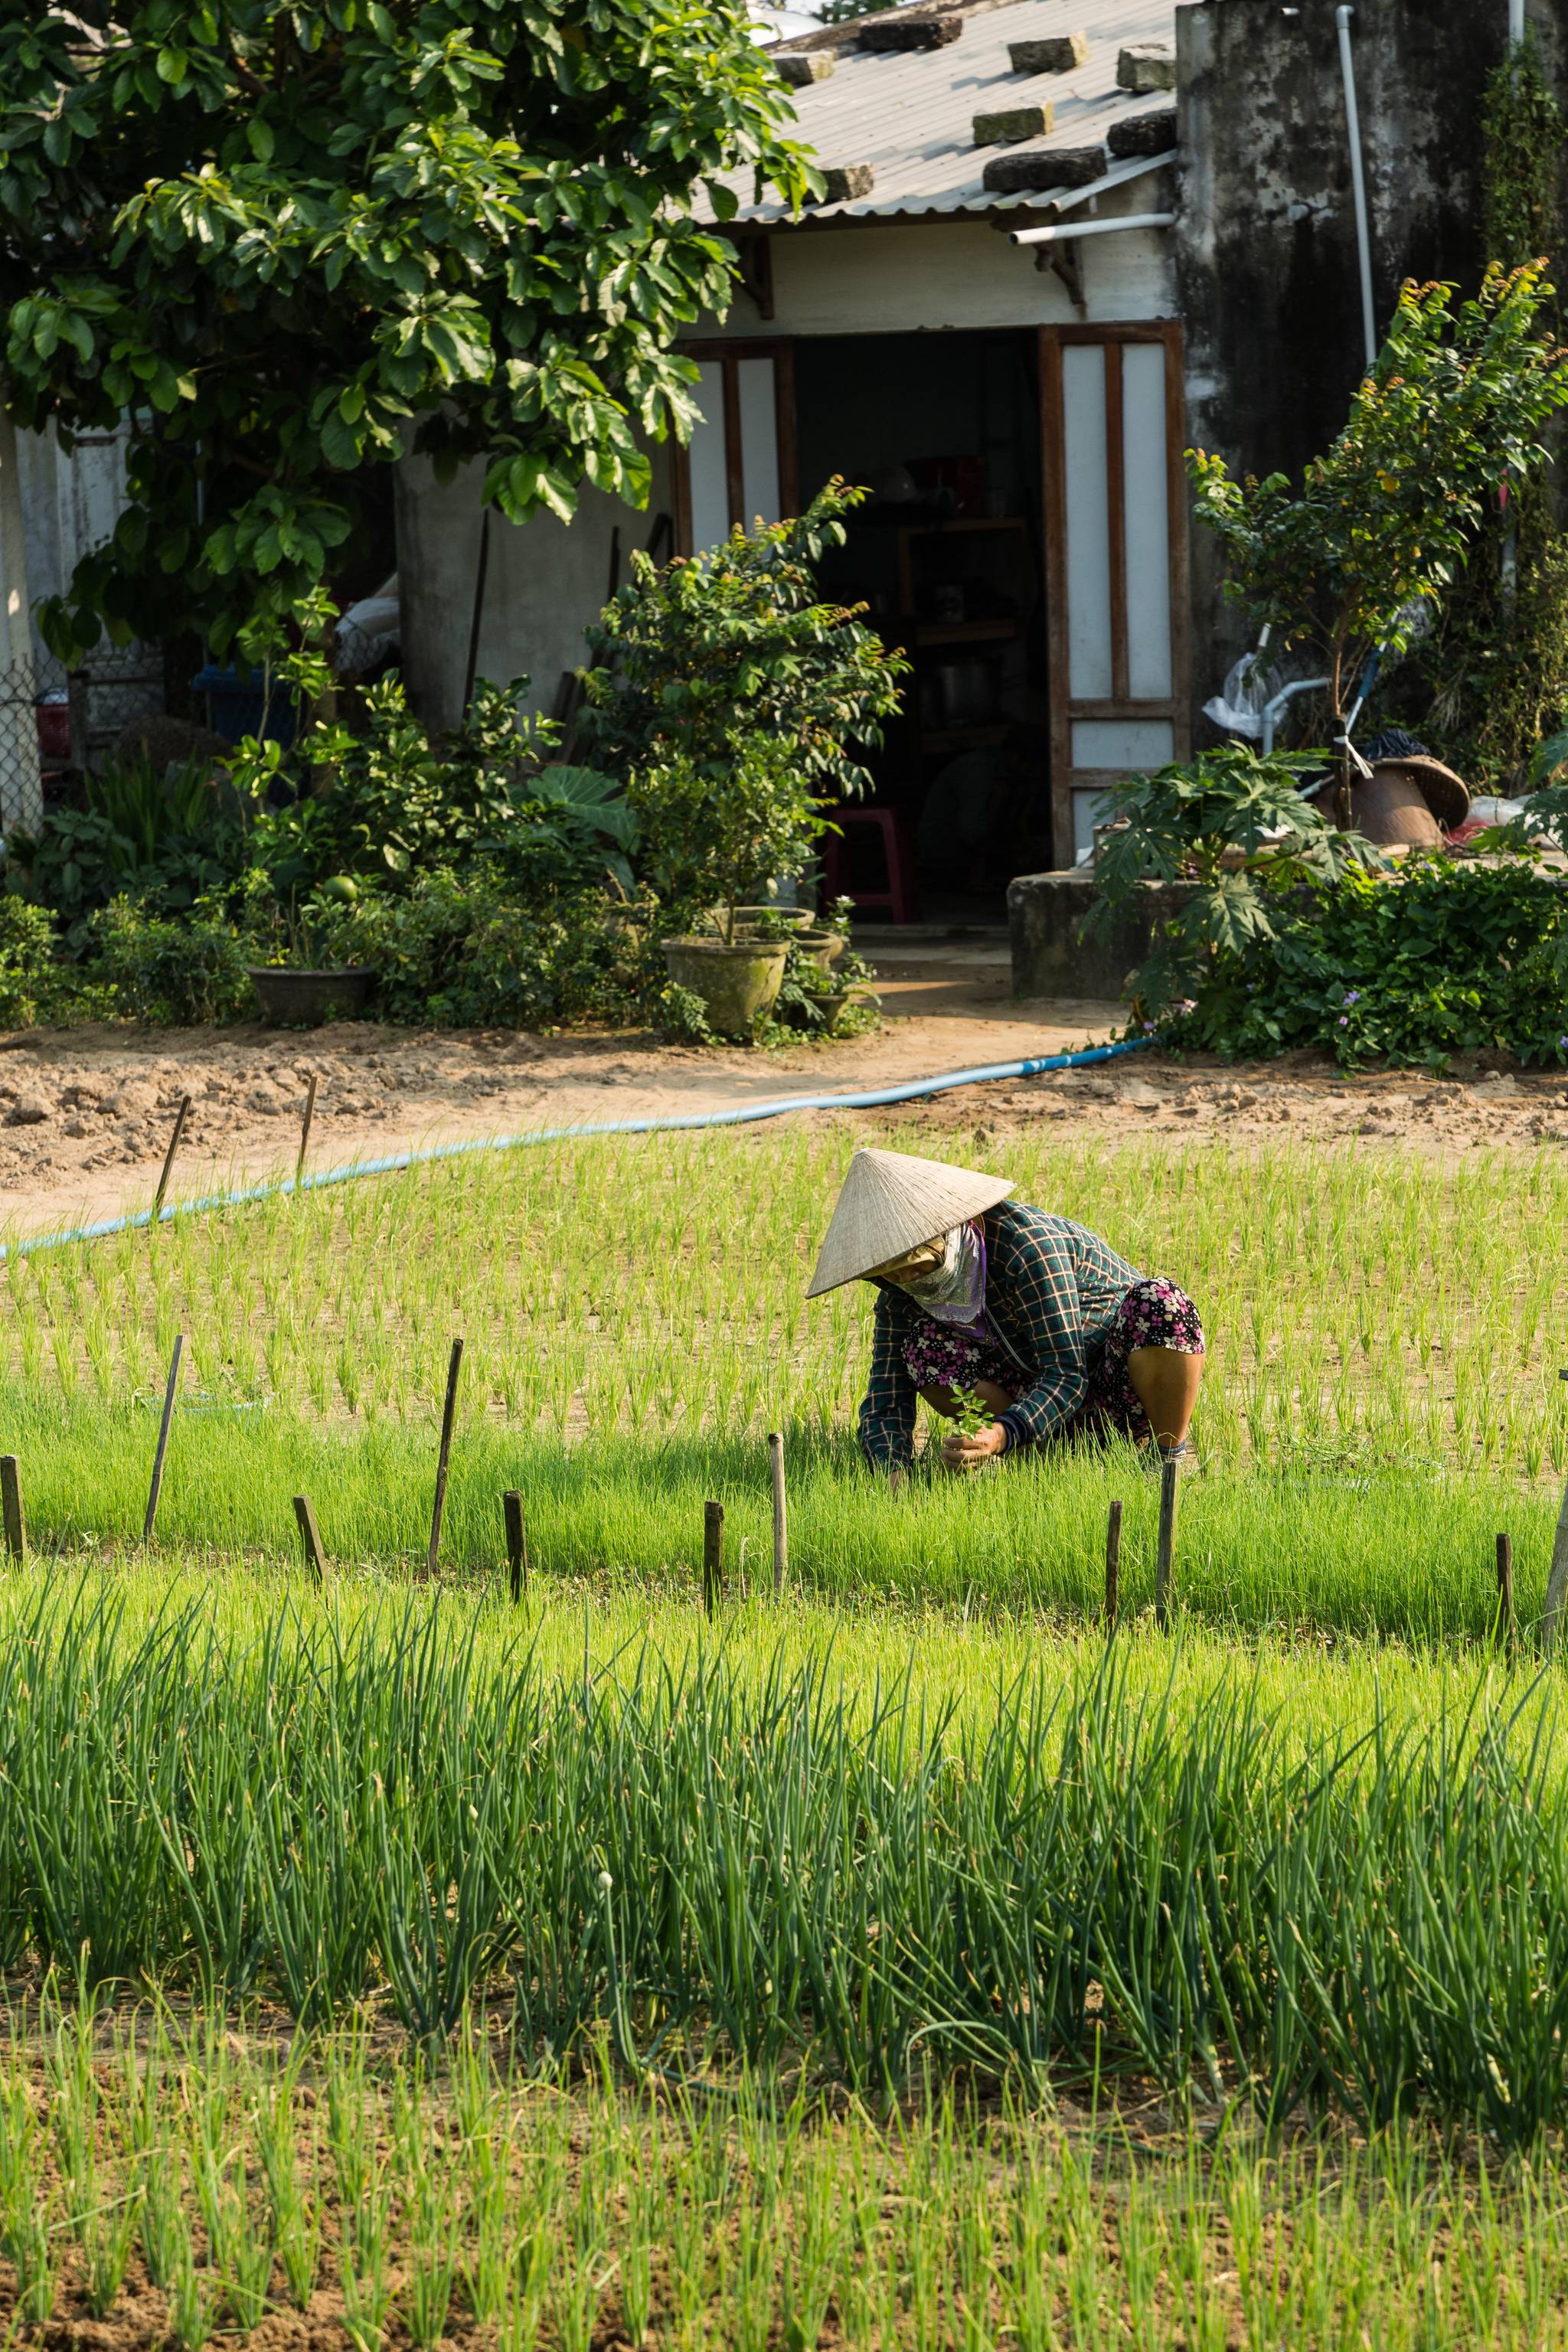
897;518;1031;769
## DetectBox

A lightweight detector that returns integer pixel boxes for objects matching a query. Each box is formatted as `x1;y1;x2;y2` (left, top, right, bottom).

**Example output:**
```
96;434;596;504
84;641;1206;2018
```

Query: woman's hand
940;1422;1008;1472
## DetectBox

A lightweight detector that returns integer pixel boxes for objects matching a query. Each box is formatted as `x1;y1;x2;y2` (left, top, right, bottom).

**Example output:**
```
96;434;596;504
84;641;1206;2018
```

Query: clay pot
662;938;788;1037
1349;757;1470;848
793;929;847;974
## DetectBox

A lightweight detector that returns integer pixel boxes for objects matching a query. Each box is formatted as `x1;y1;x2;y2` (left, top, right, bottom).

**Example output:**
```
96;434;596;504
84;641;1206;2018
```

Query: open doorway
795;329;1050;923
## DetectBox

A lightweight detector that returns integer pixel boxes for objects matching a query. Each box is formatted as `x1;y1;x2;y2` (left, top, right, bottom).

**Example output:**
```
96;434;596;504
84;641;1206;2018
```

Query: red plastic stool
822;806;920;924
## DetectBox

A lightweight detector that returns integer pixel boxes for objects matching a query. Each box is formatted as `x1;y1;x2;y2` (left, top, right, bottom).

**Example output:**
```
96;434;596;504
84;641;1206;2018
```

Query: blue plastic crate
191;663;299;748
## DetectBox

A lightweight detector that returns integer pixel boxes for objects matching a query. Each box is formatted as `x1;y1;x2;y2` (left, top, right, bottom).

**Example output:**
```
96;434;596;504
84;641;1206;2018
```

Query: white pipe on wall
1510;0;1527;47
1008;212;1176;247
1335;5;1378;372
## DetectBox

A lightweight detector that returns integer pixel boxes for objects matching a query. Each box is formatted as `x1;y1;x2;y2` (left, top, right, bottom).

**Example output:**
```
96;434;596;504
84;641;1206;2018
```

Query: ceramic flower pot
247;967;378;1027
662;937;788;1037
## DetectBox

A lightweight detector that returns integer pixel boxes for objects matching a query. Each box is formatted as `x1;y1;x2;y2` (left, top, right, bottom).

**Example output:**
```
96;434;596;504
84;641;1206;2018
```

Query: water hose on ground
2;1034;1152;1262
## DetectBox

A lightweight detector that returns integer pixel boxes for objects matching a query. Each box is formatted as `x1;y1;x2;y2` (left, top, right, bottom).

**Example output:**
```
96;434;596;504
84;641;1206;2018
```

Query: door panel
1041;322;1190;867
674;342;797;553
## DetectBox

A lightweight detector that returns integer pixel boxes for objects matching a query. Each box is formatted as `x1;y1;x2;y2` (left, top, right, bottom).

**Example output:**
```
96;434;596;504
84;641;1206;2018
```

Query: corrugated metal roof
712;0;1179;226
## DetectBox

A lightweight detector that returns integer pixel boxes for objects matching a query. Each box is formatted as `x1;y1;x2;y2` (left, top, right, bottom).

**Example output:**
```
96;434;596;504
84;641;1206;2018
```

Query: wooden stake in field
1496;1530;1514;1655
142;1334;184;1544
1154;1456;1178;1632
425;1338;463;1578
296;1073;318;1191
152;1095;191;1224
0;1455;25;1564
293;1494;328;1585
504;1488;529;1604
768;1432;787;1597
703;1499;724;1619
1104;1497;1122;1629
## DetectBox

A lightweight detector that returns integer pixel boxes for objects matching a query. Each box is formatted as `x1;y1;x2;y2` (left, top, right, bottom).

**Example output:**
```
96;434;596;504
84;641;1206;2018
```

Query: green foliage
1191;266;1568;719
237;678;633;902
1153;858;1568;1071
8;758;243;938
1391;44;1568;782
582;484;905;928
583;482;906;789
0;0;819;659
87;896;253;1025
1093;746;1383;1008
330;863;646;1029
0;897;66;1029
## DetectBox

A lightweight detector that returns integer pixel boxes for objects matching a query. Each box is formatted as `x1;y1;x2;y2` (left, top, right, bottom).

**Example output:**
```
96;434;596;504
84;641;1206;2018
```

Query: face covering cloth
892;1220;988;1336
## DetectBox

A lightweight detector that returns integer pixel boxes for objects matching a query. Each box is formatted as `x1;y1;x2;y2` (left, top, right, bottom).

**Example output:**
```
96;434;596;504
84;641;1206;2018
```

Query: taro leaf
530;764;639;851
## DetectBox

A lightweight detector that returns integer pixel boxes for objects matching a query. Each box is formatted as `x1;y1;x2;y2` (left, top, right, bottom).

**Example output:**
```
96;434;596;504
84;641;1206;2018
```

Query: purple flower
1344;990;1361;1005
1338;1016;1349;1027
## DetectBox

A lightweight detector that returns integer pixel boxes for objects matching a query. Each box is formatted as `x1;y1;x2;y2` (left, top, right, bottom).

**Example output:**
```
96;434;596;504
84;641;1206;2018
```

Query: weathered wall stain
1176;0;1521;697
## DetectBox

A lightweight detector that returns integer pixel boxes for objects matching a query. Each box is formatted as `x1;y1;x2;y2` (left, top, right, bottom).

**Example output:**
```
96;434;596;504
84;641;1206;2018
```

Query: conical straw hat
805;1147;1015;1298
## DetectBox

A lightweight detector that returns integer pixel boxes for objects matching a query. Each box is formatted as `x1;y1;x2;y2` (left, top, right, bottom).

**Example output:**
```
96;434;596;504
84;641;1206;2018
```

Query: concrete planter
1007;871;1199;1000
662;937;788;1037
248;967;378;1026
794;929;847;975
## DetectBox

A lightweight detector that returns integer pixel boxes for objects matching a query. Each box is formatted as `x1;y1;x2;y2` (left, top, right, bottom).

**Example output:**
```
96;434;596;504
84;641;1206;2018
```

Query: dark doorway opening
794;328;1050;922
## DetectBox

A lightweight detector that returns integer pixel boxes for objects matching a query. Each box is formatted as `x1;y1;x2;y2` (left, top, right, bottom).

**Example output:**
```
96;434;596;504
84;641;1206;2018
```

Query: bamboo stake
426;1338;463;1577
504;1488;529;1604
1104;1497;1122;1629
1496;1530;1514;1655
142;1334;184;1544
1154;1456;1178;1632
703;1500;724;1619
295;1073;318;1191
0;1455;24;1563
293;1494;328;1585
152;1095;191;1224
768;1432;787;1597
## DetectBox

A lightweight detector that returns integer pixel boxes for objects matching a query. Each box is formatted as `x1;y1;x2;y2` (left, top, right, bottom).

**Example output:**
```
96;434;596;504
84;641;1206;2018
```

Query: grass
2;1122;1565;1641
1;1570;1566;2135
4;1118;1567;2340
5;1994;1568;2350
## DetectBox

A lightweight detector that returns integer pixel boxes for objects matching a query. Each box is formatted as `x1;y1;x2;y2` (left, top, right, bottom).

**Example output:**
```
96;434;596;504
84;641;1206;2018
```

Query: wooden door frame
671;339;799;553
1038;320;1191;865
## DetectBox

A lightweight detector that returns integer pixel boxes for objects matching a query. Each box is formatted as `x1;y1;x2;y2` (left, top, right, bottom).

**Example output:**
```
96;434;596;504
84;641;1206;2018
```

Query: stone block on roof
775;50;835;86
1116;42;1176;93
857;12;965;50
1008;33;1090;74
807;162;877;202
973;102;1054;146
982;144;1106;194
1107;107;1177;158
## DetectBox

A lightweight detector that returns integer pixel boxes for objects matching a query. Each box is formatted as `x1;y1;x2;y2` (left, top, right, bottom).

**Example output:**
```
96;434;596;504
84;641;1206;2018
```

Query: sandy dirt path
3;951;1565;1241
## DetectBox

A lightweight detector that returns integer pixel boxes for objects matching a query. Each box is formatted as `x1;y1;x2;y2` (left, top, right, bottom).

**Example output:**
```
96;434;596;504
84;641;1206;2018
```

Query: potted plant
243;880;381;1025
636;740;822;1036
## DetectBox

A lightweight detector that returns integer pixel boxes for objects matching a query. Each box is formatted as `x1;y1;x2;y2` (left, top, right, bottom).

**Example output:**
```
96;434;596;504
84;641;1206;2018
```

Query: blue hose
1;1033;1150;1262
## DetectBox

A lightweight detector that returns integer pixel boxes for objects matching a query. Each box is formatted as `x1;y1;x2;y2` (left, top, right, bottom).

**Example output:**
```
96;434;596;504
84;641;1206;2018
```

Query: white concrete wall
715;210;1176;338
396;443;675;736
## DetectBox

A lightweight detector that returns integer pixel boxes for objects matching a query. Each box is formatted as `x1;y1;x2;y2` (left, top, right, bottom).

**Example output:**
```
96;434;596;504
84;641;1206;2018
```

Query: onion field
2;1118;1567;2346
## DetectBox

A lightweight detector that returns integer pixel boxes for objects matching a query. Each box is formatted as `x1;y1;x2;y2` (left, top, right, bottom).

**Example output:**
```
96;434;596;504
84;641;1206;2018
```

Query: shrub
1158;859;1568;1070
352;864;648;1031
0;897;67;1029
580;482;906;916
87;897;253;1026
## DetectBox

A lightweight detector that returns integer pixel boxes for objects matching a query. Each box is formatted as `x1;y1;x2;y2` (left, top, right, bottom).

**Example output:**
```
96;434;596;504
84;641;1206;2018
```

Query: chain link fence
0;642;168;836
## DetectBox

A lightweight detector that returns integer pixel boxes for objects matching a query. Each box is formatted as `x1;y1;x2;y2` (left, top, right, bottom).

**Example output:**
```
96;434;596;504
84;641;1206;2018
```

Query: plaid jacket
857;1202;1143;1470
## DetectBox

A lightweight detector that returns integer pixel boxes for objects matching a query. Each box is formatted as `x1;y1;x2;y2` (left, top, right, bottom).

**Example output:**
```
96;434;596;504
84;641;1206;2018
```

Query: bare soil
3;957;1563;1241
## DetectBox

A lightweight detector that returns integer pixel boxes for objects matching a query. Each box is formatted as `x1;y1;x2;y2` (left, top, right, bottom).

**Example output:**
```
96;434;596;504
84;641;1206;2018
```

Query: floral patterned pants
900;1277;1205;1444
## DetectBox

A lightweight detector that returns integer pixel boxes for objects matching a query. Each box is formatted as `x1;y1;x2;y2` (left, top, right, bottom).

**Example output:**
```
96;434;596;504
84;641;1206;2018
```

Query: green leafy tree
0;0;819;661
1191;265;1568;724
